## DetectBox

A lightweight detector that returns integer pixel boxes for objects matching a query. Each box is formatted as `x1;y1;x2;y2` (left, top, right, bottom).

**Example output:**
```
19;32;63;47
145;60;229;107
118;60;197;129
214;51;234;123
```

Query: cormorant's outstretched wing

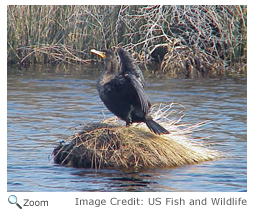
125;73;150;113
117;48;145;87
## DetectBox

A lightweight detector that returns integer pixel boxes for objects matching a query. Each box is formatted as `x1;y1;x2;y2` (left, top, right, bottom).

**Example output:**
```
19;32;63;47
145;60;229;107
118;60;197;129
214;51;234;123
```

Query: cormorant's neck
105;59;117;75
98;59;118;86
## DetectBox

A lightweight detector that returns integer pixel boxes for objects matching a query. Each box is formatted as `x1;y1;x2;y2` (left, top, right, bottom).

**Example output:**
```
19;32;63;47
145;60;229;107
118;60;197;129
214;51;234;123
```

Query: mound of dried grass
53;103;222;169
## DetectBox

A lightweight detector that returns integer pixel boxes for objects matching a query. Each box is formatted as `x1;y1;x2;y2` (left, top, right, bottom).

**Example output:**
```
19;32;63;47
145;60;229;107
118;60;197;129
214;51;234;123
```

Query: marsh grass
8;5;246;76
53;103;222;169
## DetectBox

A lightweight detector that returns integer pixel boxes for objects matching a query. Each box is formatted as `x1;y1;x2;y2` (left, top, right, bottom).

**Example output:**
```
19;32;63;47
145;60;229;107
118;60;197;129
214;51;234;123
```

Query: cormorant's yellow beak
90;49;106;58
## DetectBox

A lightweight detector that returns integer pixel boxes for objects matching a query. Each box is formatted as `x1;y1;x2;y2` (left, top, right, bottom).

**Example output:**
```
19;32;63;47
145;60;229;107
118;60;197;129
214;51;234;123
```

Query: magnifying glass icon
8;195;22;209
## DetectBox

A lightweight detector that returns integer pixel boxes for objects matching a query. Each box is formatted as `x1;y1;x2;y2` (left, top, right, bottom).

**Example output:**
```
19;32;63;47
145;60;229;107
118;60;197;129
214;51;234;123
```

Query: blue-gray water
7;65;247;192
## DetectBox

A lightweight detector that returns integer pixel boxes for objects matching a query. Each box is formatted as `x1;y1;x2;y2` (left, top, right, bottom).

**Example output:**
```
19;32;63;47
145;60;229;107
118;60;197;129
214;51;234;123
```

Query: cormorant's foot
126;121;132;127
126;106;134;127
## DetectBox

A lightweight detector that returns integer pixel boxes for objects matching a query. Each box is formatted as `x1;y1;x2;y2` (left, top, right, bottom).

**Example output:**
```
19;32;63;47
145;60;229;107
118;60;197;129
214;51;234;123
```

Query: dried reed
8;5;246;77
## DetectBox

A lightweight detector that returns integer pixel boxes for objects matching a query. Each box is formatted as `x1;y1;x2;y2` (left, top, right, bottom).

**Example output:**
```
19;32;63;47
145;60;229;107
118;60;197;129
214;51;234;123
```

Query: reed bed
8;5;246;77
52;103;222;169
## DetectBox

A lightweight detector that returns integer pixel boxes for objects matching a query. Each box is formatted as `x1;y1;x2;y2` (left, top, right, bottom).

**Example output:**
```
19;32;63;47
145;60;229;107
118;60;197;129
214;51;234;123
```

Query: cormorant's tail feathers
145;119;170;135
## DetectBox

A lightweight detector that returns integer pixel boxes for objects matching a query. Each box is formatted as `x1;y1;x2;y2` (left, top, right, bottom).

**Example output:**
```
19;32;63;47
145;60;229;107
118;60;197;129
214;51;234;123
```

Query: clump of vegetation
52;104;222;169
8;5;246;77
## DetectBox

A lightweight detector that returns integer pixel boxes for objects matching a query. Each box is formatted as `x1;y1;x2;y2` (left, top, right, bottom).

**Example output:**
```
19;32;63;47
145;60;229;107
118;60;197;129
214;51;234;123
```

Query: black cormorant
91;48;169;135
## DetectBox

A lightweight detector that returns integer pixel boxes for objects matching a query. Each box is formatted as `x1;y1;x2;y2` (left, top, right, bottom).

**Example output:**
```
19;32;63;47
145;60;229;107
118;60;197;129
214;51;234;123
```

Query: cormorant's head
91;49;117;74
91;49;115;61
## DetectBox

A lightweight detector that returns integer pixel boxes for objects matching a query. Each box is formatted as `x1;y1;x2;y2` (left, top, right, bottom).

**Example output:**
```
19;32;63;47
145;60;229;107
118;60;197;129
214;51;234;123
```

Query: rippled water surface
7;65;247;192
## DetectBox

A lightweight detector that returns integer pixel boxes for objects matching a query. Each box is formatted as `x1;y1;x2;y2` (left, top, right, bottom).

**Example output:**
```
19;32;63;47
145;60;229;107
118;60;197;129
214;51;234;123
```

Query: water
7;65;247;192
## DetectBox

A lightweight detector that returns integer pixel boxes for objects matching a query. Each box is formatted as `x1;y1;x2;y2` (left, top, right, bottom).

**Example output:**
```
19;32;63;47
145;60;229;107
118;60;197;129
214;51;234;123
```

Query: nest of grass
53;103;222;169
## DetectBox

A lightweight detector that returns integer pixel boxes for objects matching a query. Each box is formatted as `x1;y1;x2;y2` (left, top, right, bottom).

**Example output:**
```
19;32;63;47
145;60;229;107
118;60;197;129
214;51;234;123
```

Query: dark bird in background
91;47;169;135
